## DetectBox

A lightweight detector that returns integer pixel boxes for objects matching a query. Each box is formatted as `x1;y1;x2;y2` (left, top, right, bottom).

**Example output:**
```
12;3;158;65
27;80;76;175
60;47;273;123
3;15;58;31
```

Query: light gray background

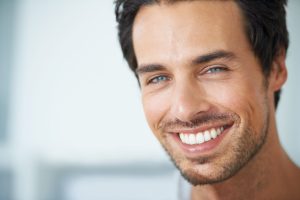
0;0;299;200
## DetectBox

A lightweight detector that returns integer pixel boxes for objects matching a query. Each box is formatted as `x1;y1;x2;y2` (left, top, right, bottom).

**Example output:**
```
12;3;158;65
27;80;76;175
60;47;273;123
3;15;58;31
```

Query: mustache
159;112;236;131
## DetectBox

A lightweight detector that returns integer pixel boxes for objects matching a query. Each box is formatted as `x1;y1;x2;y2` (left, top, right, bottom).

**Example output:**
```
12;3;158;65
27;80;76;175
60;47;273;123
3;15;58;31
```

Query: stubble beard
160;109;269;186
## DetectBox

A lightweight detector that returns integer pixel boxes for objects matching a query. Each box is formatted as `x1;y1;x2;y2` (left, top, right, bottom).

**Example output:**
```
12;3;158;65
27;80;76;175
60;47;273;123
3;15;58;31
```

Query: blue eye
148;75;170;84
206;66;226;74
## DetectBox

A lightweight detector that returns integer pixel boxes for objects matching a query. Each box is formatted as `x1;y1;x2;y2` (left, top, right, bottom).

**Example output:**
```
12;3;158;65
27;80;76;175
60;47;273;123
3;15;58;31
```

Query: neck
191;119;300;200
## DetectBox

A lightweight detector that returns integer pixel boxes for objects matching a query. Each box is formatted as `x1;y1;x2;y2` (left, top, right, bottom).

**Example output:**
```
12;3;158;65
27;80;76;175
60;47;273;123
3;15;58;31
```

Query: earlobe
270;50;288;92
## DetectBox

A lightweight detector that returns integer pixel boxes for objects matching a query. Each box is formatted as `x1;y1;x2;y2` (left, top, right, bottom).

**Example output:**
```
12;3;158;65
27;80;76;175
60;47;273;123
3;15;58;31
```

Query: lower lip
172;126;231;158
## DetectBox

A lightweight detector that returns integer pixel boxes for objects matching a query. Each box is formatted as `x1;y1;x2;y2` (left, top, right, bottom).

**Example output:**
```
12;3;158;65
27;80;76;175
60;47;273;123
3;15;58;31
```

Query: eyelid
147;74;170;85
201;64;228;74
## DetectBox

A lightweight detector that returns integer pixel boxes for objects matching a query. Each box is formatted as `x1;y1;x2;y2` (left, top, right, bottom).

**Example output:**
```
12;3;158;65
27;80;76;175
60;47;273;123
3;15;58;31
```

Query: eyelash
204;65;228;74
144;65;228;85
147;75;170;85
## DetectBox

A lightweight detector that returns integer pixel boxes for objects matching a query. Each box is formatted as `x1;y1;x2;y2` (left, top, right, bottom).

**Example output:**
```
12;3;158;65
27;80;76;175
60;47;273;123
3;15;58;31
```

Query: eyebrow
136;64;166;76
136;50;236;76
191;50;236;65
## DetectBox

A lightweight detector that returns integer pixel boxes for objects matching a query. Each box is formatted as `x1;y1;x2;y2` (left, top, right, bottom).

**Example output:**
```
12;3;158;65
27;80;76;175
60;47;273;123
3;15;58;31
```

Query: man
115;0;300;199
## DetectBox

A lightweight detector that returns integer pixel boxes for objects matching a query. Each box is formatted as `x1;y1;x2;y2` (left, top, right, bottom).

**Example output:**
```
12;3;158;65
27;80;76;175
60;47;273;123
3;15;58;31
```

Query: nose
169;79;211;122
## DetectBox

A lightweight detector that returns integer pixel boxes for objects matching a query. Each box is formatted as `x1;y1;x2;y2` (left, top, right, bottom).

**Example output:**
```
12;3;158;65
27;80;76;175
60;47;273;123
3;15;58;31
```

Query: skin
132;1;300;199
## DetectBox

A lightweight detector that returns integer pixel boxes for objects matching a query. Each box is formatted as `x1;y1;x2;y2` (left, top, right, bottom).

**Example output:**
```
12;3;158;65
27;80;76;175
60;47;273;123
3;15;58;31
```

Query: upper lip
165;122;233;134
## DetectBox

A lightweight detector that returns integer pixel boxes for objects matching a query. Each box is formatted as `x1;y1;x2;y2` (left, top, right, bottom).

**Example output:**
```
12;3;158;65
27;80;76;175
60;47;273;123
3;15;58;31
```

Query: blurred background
0;0;299;200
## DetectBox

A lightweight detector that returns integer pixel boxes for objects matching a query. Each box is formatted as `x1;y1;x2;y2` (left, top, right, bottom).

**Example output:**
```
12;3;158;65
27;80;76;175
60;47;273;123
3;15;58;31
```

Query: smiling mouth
177;124;232;145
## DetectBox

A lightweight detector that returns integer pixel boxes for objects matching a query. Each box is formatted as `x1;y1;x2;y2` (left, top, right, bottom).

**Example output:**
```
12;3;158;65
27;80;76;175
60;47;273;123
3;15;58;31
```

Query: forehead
132;1;252;67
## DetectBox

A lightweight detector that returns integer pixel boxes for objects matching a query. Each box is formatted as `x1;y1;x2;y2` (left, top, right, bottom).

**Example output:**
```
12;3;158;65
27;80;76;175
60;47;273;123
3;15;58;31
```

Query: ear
269;49;288;92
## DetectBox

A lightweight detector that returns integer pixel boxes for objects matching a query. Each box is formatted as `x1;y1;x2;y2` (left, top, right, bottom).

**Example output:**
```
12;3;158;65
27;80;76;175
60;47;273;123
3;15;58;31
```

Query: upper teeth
179;127;224;145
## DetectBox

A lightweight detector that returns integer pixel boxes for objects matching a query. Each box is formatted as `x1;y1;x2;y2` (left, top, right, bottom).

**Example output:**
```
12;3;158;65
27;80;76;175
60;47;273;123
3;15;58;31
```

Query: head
115;0;288;185
115;0;288;108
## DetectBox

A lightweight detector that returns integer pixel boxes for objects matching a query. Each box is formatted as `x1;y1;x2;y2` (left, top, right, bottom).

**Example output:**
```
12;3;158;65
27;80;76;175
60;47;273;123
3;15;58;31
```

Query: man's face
133;1;273;185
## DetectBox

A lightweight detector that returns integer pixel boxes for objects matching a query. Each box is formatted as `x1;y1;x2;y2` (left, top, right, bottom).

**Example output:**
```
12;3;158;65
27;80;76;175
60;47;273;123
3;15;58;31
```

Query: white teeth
204;130;211;141
210;129;217;139
196;133;204;144
179;126;225;145
189;134;196;145
179;133;185;142
184;134;189;144
216;128;221;136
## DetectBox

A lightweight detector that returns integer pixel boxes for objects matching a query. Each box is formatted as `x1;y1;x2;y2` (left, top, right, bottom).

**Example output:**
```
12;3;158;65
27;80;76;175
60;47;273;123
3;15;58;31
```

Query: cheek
205;81;250;109
142;92;170;134
207;80;266;131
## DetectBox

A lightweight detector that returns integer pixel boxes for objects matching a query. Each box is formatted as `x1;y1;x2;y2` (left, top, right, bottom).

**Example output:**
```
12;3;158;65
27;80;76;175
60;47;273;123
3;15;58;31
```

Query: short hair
115;0;289;108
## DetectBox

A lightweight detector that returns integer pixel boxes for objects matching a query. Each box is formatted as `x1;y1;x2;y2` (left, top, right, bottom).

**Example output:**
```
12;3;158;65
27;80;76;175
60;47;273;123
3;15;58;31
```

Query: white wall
10;0;166;165
9;1;167;200
5;1;300;200
277;0;300;165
